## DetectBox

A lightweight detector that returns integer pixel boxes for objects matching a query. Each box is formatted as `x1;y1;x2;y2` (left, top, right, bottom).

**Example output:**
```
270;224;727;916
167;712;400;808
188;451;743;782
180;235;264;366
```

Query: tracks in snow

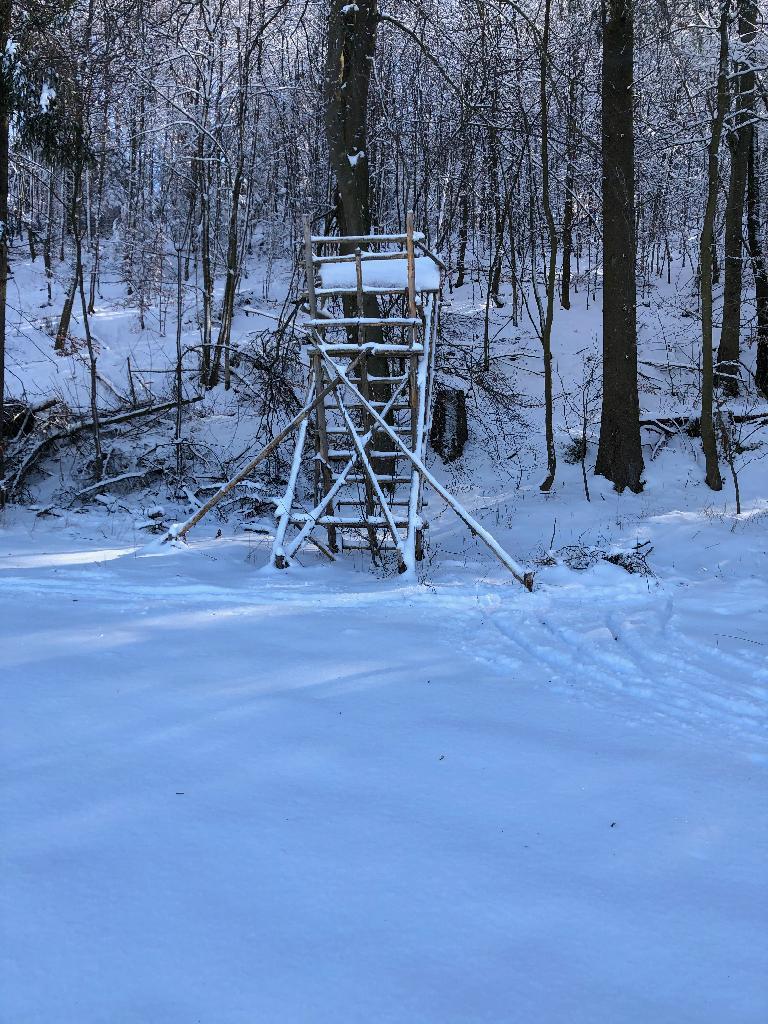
463;574;767;756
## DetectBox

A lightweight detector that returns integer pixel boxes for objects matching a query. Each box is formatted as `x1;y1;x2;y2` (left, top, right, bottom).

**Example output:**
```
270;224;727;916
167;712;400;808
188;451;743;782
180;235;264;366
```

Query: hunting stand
164;212;530;587
271;213;443;573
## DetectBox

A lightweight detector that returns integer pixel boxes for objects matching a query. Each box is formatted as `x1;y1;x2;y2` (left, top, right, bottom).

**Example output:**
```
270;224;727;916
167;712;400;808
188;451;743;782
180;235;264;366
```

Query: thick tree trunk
0;0;9;505
324;0;378;241
595;0;644;493
699;3;730;492
324;0;389;398
716;0;756;395
747;131;768;398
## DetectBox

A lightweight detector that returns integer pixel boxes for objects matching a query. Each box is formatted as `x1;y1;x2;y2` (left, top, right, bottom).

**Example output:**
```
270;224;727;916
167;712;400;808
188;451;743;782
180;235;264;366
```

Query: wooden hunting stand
271;213;443;572
164;212;530;587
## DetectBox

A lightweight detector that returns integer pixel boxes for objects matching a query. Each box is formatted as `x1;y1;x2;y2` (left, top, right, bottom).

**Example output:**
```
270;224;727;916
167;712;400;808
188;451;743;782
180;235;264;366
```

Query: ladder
271;213;443;572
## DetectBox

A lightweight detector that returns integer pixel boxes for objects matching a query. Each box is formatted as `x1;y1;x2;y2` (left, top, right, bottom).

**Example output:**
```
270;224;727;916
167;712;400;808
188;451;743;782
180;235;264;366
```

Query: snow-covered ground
1;520;766;1022
2;247;767;1021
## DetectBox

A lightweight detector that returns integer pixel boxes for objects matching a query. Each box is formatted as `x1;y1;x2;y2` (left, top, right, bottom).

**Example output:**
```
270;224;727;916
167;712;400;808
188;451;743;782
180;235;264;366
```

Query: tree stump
430;385;468;463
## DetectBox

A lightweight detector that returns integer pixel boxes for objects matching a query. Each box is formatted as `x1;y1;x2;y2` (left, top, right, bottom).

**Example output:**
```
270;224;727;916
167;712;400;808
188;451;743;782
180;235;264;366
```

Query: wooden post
405;211;417;319
355;246;365;347
304;217;318;318
358;353;381;559
313;350;338;551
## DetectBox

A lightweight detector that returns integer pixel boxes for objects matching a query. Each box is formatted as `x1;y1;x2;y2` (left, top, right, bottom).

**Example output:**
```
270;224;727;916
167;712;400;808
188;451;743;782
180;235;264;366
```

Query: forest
1;2;767;1021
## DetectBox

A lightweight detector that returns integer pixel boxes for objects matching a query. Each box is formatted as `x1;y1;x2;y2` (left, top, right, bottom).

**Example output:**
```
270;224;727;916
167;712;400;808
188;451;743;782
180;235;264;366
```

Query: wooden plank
271;375;315;568
310;232;426;244
327;450;400;459
336;499;411;507
414;237;448;271
307;317;420;328
315;286;432;298
351;349;379;557
312;351;337;551
303;218;318;318
325;426;412;437
355;248;365;347
334;474;412;484
406;211;418;319
288;515;410;527
307;344;424;356
313;250;408;266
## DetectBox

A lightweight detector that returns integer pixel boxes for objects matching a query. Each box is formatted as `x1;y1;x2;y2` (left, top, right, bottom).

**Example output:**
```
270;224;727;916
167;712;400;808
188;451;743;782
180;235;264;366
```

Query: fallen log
640;411;768;436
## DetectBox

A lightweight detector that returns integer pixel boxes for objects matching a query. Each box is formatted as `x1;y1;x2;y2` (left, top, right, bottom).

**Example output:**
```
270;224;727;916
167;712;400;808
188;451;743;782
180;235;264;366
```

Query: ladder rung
366;374;409;383
327;449;402;459
313;251;407;266
315;287;412;298
326;402;411;413
308;343;424;356
335;499;415;507
344;546;400;553
307;317;420;328
334;474;412;484
311;231;426;244
329;499;428;507
288;514;410;528
325;426;412;436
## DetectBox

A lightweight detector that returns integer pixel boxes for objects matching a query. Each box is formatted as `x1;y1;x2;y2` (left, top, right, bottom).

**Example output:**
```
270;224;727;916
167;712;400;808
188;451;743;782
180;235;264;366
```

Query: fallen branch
75;469;156;499
640;411;768;436
9;396;203;497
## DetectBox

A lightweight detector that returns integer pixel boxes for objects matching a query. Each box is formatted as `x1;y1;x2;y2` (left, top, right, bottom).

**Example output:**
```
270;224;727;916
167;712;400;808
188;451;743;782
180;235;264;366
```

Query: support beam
318;347;533;589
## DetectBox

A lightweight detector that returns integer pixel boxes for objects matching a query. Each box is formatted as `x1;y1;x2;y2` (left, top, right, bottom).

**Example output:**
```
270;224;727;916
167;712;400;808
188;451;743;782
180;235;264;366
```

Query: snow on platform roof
319;256;441;293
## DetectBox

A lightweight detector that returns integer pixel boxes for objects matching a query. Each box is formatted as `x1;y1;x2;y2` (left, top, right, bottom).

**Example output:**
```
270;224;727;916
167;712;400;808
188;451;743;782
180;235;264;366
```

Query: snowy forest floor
2;246;767;1021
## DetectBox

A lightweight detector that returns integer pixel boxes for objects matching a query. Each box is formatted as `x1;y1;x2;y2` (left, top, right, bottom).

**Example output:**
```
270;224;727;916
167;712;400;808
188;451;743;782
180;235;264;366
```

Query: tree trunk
43;168;54;305
699;2;730;492
716;0;756;395
746;129;768;397
595;0;644;493
324;0;378;241
539;0;558;492
324;0;389;394
455;169;470;289
0;0;9;506
560;76;577;310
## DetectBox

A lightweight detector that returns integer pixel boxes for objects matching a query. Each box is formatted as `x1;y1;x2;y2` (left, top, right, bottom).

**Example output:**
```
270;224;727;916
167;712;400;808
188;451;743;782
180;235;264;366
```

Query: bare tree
595;0;644;493
700;2;730;492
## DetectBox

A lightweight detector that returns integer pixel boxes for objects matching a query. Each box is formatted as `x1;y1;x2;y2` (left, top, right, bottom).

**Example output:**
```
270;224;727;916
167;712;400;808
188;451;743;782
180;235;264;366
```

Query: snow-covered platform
318;255;441;295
